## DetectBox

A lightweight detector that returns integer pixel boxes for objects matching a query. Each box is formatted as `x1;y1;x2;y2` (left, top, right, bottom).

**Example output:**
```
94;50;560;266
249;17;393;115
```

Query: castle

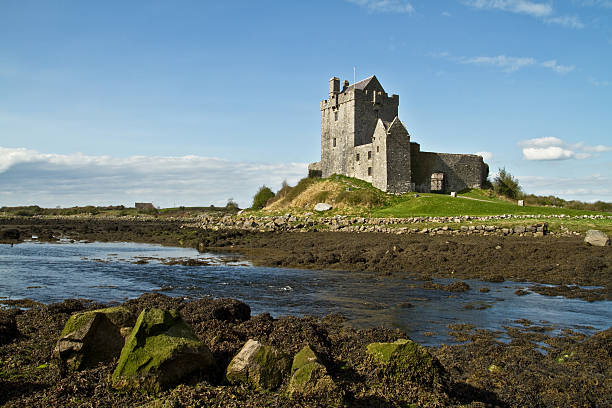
308;76;488;193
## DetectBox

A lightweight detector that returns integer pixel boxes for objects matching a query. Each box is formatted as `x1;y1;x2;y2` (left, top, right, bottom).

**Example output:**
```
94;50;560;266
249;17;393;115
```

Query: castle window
333;138;336;147
334;111;338;121
368;167;372;176
368;151;372;160
356;153;360;161
377;146;379;153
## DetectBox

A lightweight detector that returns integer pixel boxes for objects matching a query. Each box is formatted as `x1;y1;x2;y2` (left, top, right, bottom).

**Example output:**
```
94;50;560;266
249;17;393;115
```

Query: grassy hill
261;175;611;218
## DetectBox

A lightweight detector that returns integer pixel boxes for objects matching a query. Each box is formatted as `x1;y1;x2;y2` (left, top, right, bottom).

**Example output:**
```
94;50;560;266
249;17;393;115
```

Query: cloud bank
0;147;307;208
518;137;612;160
345;0;414;13
429;52;574;74
464;0;584;28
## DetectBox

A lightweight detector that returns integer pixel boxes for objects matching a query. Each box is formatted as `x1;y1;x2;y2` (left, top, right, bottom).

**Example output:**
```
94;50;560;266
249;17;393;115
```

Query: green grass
372;190;611;218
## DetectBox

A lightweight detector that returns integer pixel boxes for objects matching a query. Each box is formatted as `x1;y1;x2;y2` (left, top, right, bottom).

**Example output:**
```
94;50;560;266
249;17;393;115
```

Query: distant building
135;202;155;209
309;75;489;193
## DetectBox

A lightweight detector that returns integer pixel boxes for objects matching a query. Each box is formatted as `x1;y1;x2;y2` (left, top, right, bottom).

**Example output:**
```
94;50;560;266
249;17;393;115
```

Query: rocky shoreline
1;294;610;407
1;217;610;301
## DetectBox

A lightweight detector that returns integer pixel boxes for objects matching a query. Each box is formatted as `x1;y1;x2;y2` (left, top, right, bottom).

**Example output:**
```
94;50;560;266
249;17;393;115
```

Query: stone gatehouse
308;76;488;193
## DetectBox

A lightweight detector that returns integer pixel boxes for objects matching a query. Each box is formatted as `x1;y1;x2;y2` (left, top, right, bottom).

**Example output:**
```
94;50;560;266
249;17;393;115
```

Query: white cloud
589;78;612;87
518;136;564;147
464;0;584;29
0;147;308;208
476;151;494;161
518;137;612;161
583;145;612;152
442;11;452;16
345;0;414;13
573;0;612;8
464;0;553;17
432;52;575;74
540;60;576;74
544;15;585;29
461;55;537;72
522;146;576;160
520;174;612;202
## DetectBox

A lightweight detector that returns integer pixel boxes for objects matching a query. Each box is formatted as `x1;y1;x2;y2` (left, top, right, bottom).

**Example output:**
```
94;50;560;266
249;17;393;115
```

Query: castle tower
319;75;399;178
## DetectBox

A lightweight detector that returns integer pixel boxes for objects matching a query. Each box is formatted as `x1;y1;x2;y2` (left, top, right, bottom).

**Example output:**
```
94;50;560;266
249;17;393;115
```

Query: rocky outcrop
366;339;447;389
112;308;215;394
584;230;610;246
55;306;135;371
287;345;342;405
225;339;290;390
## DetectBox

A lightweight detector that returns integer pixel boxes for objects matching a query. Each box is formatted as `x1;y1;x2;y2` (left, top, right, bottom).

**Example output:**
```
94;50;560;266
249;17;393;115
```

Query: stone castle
308;76;488;193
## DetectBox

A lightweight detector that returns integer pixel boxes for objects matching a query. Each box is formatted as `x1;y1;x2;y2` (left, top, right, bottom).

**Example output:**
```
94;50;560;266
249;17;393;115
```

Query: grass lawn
372;191;611;218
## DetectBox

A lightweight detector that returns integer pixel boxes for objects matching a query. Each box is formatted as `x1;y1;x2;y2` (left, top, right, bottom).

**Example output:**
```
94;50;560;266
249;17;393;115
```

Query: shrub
251;186;275;209
493;168;522;199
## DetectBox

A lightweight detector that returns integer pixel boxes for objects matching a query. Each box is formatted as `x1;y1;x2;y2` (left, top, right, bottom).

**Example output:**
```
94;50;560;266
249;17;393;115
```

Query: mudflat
2;217;610;292
1;217;611;406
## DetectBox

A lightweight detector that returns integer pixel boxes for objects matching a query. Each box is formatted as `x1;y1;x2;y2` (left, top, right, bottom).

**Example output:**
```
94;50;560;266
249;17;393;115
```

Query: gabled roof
343;75;384;93
384;117;410;136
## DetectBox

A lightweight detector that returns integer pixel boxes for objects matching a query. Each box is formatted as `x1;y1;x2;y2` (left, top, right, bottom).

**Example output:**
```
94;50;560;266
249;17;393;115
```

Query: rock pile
55;306;442;401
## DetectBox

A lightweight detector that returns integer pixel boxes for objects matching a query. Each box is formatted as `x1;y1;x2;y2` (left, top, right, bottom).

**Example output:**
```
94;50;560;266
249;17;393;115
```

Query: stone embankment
189;213;611;237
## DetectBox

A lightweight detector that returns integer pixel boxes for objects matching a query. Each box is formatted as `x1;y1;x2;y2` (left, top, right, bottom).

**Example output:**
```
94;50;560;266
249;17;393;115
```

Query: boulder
287;345;342;405
0;310;19;345
226;339;290;390
584;230;610;247
112;308;215;394
366;339;447;388
314;203;333;212
55;306;135;371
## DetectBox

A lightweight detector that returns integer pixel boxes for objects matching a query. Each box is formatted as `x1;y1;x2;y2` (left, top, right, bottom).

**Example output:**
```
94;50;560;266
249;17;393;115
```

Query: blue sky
1;0;611;208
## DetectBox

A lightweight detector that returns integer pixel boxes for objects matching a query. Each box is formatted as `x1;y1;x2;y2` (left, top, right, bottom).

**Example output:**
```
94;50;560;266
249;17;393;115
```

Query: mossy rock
226;339;290;390
287;346;343;406
112;308;215;394
291;345;320;374
366;339;447;388
55;306;135;371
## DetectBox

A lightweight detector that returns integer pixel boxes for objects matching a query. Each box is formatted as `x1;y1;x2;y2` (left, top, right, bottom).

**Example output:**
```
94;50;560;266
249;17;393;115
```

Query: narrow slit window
377;146;379;153
334;111;338;121
368;167;372;176
368;151;372;160
356;153;360;161
333;138;336;147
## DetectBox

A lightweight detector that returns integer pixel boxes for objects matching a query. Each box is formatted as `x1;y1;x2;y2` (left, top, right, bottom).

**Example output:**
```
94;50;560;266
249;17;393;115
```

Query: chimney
342;80;349;91
329;77;340;98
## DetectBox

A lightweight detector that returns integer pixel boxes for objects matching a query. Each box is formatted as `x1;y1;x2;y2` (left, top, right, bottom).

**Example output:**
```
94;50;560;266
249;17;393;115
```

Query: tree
493;167;522;199
225;198;239;211
251;186;275;209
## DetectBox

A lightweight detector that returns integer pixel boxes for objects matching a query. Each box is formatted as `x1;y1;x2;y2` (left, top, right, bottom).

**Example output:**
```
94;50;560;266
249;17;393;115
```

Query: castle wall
351;144;374;182
410;144;487;193
320;91;356;177
371;121;388;191
384;121;413;193
353;89;398;146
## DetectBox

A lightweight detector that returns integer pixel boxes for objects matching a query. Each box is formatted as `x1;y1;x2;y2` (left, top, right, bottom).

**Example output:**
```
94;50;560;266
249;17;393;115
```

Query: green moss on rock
55;306;136;371
60;306;134;337
366;339;447;388
112;308;215;394
291;345;319;375
226;339;290;391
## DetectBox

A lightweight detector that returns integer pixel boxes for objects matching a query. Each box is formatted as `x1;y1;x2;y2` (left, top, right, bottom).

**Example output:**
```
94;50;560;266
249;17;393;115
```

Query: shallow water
1;241;610;346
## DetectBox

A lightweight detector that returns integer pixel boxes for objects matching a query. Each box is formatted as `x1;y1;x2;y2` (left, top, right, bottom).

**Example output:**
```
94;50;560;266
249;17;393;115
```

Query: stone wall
385;120;413;193
411;144;487;193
